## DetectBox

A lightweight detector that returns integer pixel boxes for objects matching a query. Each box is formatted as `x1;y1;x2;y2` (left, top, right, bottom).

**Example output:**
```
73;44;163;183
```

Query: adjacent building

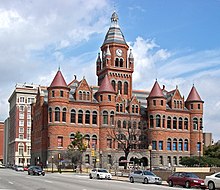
30;11;204;169
0;122;4;164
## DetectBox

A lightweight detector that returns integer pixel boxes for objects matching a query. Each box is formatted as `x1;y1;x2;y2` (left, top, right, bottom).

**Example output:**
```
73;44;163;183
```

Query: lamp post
51;156;54;173
148;144;152;171
100;151;102;168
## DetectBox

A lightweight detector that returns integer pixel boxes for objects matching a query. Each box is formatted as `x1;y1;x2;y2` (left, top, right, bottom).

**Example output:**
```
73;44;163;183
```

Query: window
124;82;128;95
159;156;163;165
191;104;193;109
173;139;177;151
200;118;203;130
120;104;123;112
167;138;171;151
62;108;66;122
70;109;76;123
83;91;86;100
92;135;97;148
179;139;183;151
70;133;75;141
132;105;135;113
115;58;119;67
118;81;122;94
156;115;161;128
152;141;157;150
27;127;31;140
193;118;198;130
108;155;112;164
87;92;90;101
100;95;103;102
162;115;165;128
179;117;183;129
60;90;64;97
198;104;200;109
197;142;201;151
184;139;188;151
161;100;163;106
150;115;154;128
20;97;25;103
167;116;171;129
85;110;90;124
19;134;24;140
19;120;24;127
110;111;114;125
52;91;55;97
184;118;188;130
108;95;111;101
120;59;123;67
55;107;60;122
92;111;97;125
49;108;52;122
103;111;108;124
107;139;112;148
111;81;116;91
174;100;176;108
84;135;90;148
27;97;34;104
173;117;177;129
79;91;82;100
27;113;31;119
116;104;119;112
27;146;31;155
135;105;138;113
18;144;24;155
159;141;163;150
167;156;171;165
173;156;177;165
123;121;126;128
117;120;121;128
153;100;156;106
19;105;24;111
57;136;63;147
85;154;90;164
19;127;24;133
78;110;83;124
19;113;24;119
27;105;31;112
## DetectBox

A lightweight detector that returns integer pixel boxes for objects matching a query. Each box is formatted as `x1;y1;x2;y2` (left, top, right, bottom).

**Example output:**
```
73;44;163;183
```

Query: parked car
89;168;112;179
167;172;206;189
15;165;24;172
129;170;162;184
28;166;45;176
204;172;220;190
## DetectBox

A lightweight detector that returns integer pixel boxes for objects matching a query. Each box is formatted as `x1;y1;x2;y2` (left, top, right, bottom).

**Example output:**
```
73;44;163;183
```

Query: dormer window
60;90;63;97
52;91;55;97
108;95;111;101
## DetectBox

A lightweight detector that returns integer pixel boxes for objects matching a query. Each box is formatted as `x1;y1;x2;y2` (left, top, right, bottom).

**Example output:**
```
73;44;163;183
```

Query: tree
204;143;220;159
67;131;87;173
107;119;147;169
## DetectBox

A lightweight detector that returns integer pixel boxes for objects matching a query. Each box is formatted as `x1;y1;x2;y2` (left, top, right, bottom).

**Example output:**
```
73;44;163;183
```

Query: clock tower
96;11;134;100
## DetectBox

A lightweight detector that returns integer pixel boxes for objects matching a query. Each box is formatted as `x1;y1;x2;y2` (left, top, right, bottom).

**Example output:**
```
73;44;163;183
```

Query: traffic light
91;150;95;157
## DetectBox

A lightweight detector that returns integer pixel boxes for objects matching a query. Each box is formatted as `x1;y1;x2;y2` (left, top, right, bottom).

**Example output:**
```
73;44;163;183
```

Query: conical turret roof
50;70;67;87
186;85;203;102
103;11;127;46
97;75;115;94
148;81;164;98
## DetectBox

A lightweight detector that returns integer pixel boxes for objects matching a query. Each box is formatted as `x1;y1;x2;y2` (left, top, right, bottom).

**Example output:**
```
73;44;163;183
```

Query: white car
89;168;112;179
205;172;220;190
15;165;24;172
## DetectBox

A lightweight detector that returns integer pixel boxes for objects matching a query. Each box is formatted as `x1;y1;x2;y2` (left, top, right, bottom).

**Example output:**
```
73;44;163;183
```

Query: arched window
179;139;183;151
87;92;90;101
184;139;189;151
120;104;123;112
55;107;60;122
84;134;90;148
167;116;171;129
123;121;126;128
124;82;128;95
49;108;52;122
70;109;76;123
167;138;171;151
180;101;182;109
79;91;82;100
177;101;179;109
78;110;83;124
111;80;116;91
85;110;90;124
83;91;86;100
156;115;161;128
132;105;135;113
110;111;114;125
162;115;165;128
118;81;122;94
70;133;75;141
179;117;183;129
103;111;108;124
184;118;188;130
116;104;119;112
62;108;66;122
92;135;97;148
117;120;121;128
173;138;177;151
115;58;119;67
173;156;177;165
174;100;176;108
150;115;154;128
120;58;123;67
173;117;177;129
135;105;138;113
193;118;198;130
92;111;97;125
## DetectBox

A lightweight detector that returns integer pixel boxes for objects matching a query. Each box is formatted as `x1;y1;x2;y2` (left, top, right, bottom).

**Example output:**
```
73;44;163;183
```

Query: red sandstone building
31;12;204;169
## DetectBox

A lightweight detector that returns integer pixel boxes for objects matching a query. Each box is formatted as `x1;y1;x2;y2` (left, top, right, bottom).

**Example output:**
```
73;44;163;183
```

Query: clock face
116;49;122;56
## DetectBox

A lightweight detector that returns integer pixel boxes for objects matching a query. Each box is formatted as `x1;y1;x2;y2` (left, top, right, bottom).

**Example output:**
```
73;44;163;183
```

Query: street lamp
148;144;152;171
51;156;54;173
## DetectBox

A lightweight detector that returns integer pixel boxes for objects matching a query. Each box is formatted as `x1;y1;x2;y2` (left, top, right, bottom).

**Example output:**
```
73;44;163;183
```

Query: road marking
44;180;53;183
8;182;13;184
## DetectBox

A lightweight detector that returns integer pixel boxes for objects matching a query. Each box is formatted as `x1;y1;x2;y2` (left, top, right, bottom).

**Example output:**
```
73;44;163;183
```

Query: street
0;169;203;190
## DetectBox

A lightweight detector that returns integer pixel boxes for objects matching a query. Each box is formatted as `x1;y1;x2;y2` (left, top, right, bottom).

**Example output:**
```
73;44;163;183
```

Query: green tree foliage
204;143;220;158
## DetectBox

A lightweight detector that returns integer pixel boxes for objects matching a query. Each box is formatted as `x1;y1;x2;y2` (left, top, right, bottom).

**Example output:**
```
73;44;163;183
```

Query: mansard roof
97;75;115;94
102;11;127;46
50;70;67;87
148;81;164;98
186;85;203;102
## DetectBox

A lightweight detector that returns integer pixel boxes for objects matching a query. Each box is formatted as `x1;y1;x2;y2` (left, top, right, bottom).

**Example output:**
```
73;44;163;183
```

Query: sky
0;0;220;141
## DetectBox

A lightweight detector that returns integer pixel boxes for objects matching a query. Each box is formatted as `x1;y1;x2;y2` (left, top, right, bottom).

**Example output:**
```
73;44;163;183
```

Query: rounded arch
119;156;126;167
124;81;128;95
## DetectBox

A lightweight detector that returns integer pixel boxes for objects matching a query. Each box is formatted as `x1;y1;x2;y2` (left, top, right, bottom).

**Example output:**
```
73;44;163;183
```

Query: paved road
0;169;204;190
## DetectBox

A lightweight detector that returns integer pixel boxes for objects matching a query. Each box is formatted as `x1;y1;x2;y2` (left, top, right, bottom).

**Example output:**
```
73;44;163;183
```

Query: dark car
28;166;45;176
167;172;206;189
